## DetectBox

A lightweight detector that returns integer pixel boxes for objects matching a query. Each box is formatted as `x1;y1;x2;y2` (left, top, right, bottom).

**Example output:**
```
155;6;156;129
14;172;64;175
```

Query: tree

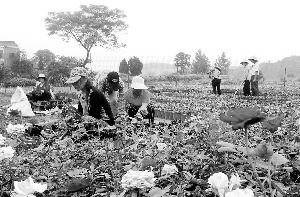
119;58;129;74
10;51;35;79
174;52;191;74
47;61;71;86
214;52;231;75
57;55;85;68
128;56;143;76
32;49;56;70
45;4;129;67
192;49;210;74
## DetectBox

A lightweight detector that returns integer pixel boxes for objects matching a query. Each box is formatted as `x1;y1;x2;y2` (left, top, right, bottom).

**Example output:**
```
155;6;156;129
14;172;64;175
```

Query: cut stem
245;126;266;197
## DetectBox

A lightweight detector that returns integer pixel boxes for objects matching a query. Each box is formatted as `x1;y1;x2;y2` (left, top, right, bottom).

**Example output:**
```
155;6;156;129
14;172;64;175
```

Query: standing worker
209;66;222;95
241;59;251;96
248;56;260;96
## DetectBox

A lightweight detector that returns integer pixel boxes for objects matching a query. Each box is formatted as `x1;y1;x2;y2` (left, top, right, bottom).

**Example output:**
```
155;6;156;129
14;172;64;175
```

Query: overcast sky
1;0;300;67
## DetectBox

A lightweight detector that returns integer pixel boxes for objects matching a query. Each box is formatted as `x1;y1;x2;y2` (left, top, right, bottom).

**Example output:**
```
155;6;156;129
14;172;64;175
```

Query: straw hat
37;73;46;79
248;56;258;62
240;59;249;64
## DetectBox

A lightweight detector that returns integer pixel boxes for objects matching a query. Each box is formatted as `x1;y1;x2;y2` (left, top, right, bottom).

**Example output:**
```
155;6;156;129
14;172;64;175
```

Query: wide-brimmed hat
37;74;46;80
240;59;249;64
131;76;148;89
66;67;88;84
214;66;221;71
248;56;258;62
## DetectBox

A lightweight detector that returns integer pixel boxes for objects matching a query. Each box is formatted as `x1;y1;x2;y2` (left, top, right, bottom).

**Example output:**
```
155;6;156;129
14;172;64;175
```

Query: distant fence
85;56;176;76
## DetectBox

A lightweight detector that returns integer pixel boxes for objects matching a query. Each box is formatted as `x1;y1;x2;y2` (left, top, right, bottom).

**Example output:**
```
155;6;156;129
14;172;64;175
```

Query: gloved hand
105;118;115;126
139;109;148;116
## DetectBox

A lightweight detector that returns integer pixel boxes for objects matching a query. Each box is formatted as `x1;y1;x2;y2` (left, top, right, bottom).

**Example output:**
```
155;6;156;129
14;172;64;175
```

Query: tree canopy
32;49;56;70
192;49;210;74
45;4;129;67
128;57;143;76
119;58;129;74
214;52;231;75
174;52;191;74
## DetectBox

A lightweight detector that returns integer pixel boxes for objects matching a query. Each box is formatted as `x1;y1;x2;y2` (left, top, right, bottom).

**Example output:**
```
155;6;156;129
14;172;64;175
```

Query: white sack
11;86;28;104
7;87;35;117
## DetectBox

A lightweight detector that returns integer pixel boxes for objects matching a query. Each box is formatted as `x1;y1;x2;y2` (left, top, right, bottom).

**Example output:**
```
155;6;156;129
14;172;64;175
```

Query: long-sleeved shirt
209;68;221;79
244;65;251;80
98;77;125;95
250;62;259;76
124;89;150;107
78;88;114;120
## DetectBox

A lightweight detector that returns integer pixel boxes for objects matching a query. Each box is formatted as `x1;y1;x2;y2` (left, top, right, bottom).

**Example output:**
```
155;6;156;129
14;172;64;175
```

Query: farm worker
241;59;251;96
98;71;125;117
65;67;115;126
248;56;260;96
124;76;155;124
31;74;53;102
209;66;222;95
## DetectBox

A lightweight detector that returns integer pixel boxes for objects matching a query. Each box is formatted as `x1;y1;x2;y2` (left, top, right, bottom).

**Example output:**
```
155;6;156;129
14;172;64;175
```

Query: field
0;80;300;197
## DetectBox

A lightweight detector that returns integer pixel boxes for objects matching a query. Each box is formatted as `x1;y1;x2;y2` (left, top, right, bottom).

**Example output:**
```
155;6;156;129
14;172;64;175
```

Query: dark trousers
250;75;259;96
127;103;155;123
32;91;52;102
243;80;251;96
212;78;221;95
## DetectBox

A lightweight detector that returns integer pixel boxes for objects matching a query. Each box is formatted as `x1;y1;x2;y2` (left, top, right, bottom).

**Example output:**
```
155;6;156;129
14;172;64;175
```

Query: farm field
1;80;300;197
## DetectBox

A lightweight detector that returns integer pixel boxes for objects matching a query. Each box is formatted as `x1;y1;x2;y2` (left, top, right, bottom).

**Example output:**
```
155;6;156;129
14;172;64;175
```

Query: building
0;41;20;68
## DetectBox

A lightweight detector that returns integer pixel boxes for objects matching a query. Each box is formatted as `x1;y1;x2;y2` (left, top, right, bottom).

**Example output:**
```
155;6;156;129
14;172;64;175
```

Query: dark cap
107;72;119;84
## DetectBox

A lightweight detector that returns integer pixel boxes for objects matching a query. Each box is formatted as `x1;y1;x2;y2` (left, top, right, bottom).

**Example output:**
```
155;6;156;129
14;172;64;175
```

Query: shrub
5;77;36;87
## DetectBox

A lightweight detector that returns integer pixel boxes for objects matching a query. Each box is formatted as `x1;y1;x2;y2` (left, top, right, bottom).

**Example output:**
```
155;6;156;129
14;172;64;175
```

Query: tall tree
47;61;71;86
45;4;129;67
192;49;210;74
119;58;129;74
214;52;231;75
174;52;191;74
128;56;143;76
32;49;56;70
57;55;85;68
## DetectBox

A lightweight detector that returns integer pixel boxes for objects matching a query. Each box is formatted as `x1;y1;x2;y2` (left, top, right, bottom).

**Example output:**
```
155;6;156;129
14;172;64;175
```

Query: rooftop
0;41;19;48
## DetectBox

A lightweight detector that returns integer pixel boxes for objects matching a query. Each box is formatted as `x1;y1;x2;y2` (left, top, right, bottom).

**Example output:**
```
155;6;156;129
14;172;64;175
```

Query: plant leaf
216;141;236;148
148;186;171;197
270;152;289;166
218;147;237;153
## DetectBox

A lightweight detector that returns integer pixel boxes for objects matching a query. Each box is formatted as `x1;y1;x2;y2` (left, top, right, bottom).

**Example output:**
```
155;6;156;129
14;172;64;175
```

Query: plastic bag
11;86;28;104
7;87;35;117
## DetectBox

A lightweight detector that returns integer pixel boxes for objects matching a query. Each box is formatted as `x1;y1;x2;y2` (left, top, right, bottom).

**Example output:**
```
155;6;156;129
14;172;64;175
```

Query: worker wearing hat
31;74;53;102
124;76;155;124
248;56;260;96
208;65;222;95
65;67;115;126
98;71;125;117
241;59;251;96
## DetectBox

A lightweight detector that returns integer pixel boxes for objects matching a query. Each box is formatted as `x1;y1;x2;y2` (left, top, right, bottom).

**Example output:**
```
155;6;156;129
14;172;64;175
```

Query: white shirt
244;65;251;80
250;62;259;76
212;68;220;79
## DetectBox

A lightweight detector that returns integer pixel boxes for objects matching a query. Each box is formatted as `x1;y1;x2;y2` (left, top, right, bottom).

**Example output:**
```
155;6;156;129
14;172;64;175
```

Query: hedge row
5;78;36;87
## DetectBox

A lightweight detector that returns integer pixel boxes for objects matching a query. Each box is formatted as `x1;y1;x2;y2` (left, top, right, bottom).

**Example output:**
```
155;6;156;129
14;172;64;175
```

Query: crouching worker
98;71;125;117
124;76;155;124
65;67;115;126
31;74;53;102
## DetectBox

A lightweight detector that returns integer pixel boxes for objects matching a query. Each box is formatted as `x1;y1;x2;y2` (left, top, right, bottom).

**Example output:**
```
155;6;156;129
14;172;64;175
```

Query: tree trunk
82;49;91;67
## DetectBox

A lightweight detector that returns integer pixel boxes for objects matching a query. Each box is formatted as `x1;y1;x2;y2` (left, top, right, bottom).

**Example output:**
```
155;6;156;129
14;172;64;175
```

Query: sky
1;0;300;69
